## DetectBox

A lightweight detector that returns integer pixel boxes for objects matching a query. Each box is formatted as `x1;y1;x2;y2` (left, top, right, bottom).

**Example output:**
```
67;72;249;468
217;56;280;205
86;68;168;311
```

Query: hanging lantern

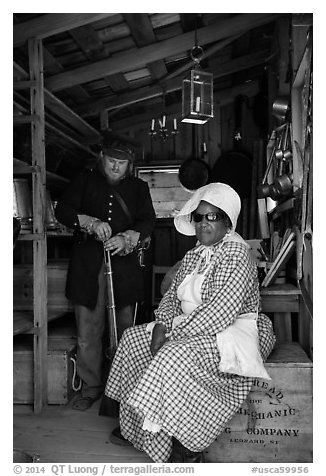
181;46;213;124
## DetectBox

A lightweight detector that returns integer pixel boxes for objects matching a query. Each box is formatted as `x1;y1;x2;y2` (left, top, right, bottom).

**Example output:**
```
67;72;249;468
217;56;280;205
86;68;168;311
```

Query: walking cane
103;245;118;359
98;244;119;418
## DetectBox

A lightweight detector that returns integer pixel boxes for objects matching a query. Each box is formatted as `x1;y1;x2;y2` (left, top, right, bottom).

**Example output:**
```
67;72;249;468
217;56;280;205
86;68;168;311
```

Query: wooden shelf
17;230;73;239
46;230;73;237
17;233;44;240
14;157;69;187
13;311;34;335
13;310;71;336
260;283;300;295
18;232;48;240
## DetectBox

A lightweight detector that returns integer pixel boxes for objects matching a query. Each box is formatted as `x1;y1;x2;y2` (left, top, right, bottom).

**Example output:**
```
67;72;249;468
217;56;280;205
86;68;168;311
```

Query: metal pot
178;158;210;191
257;182;281;200
257;183;272;199
269;183;282;200
274;173;293;196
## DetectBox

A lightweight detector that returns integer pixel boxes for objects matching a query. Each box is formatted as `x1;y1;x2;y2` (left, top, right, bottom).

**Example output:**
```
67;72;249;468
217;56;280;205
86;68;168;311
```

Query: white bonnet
174;182;241;236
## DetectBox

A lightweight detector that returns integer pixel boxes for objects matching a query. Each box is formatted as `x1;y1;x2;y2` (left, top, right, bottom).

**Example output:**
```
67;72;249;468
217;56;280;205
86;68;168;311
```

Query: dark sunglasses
191;212;224;223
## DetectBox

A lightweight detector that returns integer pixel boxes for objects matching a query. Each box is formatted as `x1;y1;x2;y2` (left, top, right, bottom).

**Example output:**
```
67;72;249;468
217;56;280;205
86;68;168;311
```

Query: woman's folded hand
150;323;167;357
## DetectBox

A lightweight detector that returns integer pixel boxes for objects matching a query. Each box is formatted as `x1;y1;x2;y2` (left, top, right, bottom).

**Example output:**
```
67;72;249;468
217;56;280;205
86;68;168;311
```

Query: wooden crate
13;338;77;404
205;343;312;463
136;166;192;218
13;261;72;313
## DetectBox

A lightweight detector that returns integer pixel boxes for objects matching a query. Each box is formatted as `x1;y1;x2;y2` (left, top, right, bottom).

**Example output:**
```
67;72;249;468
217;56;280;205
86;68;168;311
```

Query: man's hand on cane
92;220;112;242
104;235;126;255
92;220;126;255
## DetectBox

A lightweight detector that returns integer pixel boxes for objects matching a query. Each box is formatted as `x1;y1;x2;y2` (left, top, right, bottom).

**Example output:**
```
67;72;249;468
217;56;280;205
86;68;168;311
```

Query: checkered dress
105;241;275;462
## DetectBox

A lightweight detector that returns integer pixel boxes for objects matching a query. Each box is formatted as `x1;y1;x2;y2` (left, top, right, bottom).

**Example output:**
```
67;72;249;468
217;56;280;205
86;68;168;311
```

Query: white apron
176;255;270;381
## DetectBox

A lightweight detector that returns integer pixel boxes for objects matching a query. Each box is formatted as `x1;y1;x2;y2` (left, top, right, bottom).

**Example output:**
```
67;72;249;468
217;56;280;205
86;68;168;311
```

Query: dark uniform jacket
55;169;156;310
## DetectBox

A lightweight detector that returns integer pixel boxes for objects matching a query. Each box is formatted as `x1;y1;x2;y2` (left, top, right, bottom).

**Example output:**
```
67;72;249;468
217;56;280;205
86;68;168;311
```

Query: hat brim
102;146;134;162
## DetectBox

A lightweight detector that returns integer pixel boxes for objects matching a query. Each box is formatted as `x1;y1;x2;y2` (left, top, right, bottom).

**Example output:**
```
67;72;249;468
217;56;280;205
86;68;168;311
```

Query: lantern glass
182;69;213;124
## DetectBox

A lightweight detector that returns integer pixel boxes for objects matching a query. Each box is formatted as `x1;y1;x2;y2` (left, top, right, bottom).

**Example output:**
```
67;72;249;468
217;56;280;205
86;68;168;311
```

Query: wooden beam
42;47;90;101
164;34;241;81
69;24;129;93
13;13;91;102
14;61;101;140
45;13;280;92
14;13;117;47
77;49;268;117
124;13;168;80
124;13;156;45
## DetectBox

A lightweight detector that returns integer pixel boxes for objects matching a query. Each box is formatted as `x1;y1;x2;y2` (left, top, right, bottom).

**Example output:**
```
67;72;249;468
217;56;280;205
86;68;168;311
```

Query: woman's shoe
169;437;204;463
183;449;204;463
168;437;184;462
109;427;132;446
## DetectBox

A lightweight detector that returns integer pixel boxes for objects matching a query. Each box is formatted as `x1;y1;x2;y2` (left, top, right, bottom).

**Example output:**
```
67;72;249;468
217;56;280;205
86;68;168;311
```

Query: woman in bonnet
104;182;276;463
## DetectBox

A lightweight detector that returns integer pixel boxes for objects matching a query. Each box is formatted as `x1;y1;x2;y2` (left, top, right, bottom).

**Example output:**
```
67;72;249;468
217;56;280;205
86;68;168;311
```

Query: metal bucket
13;178;33;230
13;449;40;463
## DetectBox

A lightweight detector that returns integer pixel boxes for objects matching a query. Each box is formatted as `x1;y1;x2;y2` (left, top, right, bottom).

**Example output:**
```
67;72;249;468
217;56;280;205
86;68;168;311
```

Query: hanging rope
70;355;82;392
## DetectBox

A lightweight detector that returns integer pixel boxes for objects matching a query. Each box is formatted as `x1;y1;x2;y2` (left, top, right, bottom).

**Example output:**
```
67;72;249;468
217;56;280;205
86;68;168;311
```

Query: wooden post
249;140;260;238
29;38;48;413
242;198;249;240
